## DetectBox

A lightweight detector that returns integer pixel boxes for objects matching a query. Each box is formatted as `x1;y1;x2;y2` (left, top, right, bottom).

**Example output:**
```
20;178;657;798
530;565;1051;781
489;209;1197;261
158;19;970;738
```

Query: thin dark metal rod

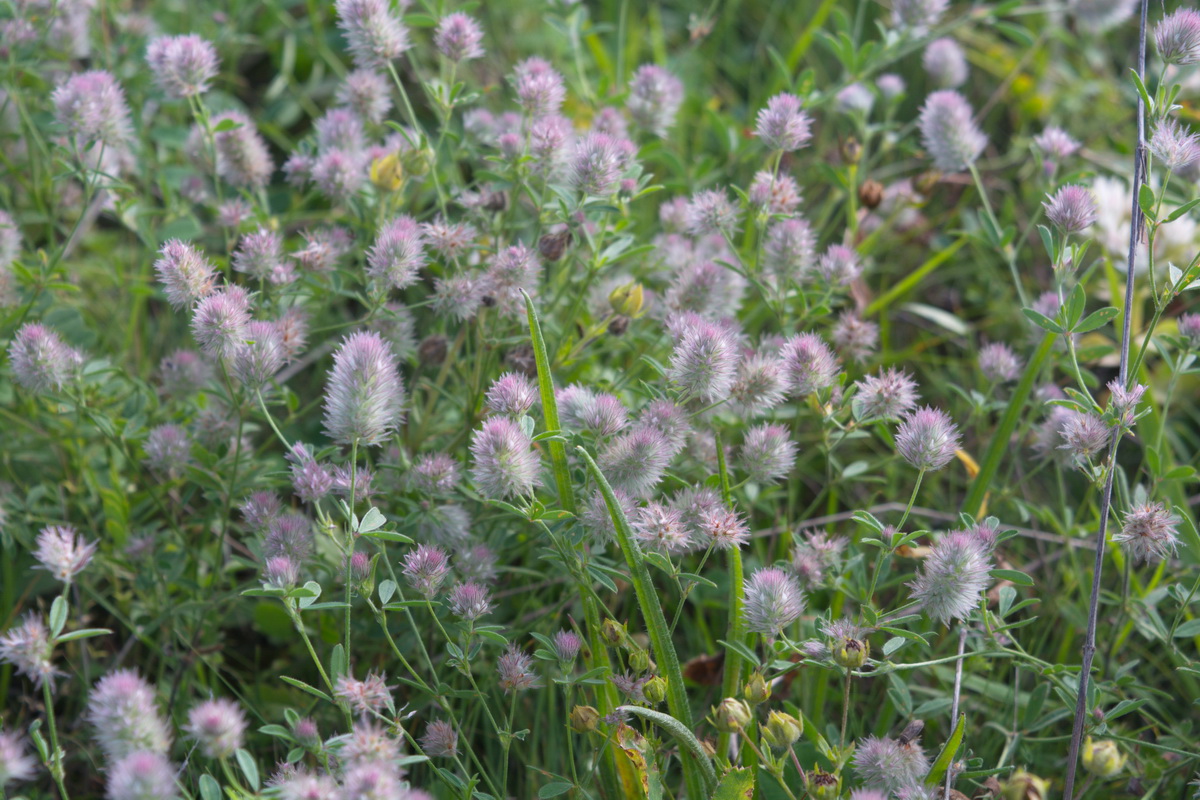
1061;0;1149;793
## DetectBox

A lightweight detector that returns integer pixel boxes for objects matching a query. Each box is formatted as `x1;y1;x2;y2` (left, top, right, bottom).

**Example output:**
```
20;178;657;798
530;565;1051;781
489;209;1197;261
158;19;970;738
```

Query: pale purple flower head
836;83;875;114
0;614;57;687
367;215;426;290
696;507;750;550
529;115;572;174
486;372;538;417
923;38;968;88
665;260;746;319
1034;126;1080;162
892;0;948;31
877;73;906;100
668;317;740;402
627;65;684;137
730;354;788;418
431;275;482;323
497;646;540;692
1058;411;1110;464
341;762;402;796
340;719;402;766
9;322;83;393
634;400;692;456
748;171;801;215
316;109;368;155
402;544;451;598
483;244;541;317
632;502;691;554
263;556;300;589
831;312;878;363
671;485;724;538
470;416;540;499
335;671;394;715
513;57;566;118
155;240;217;310
740;424;797;483
87;670;172;760
232;229;283;282
909;531;992;624
146;34;219;98
51;70;133;149
192;285;251;360
1044;184;1097;234
336;69;392;124
780;332;839;397
421;720;459;758
1155;8;1200;65
448;581;492;621
1115;501;1179;563
264;514;314;564
791;530;846;587
186;698;247;759
852;368;919;421
685;189;741;236
1148;119;1200;173
408;452;460;494
289;443;333;504
763;218;817;286
571;132;628;197
743;567;806;637
598;427;672;498
552;630;582;663
895;406;960;471
918;90;987;172
818;244;861;286
322;331;406;446
232;320;284;390
107;751;179;800
435;12;484;61
335;0;410;69
158;350;211;397
851;734;930;794
456;542;499;584
1178;313;1200;349
978;342;1021;383
143;424;191;477
0;731;36;787
33;525;97;584
312;148;367;201
755;93;812;152
210;111;273;188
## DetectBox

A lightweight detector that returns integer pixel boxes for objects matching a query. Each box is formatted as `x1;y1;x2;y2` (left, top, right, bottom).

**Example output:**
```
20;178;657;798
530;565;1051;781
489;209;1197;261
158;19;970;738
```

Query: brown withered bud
538;229;572;262
859;179;885;209
569;705;600;733
480;294;497;308
481;190;508;212
418;334;449;367
607;316;630;336
841;137;862;164
914;170;941;196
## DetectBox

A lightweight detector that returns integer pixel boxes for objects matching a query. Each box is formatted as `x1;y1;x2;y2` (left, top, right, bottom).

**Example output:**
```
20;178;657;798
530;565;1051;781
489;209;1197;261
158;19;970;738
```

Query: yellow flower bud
1082;737;1125;778
569;705;601;733
642;676;667;704
761;711;803;750
743;671;771;705
832;635;870;669
711;698;752;733
1000;770;1049;800
608;282;644;318
369;153;404;192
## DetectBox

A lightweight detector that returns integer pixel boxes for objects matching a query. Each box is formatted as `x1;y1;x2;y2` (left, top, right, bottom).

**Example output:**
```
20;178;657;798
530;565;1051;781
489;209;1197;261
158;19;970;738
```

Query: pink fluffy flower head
1044;184;1097;234
9;322;83;393
336;69;393;124
909;531;992;624
851;734;929;794
627;64;684;137
33;525;97;584
421;720;459;758
978;342;1022;383
918;90;987;172
1115;501;1179;563
895;406;960;471
755;93;812;152
106;751;179;800
402;544;451;598
232;228;283;282
513;57;566;118
367;215;427;290
780;332;839;397
684;189;741;236
0;730;36;787
1155;8;1200;65
571;132;629;197
335;0;410;69
233;320;285;390
1148;119;1200;173
743;567;805;637
87;669;172;760
853;368;919;422
185;698;247;759
632;502;691;554
485;372;538;417
146;34;219;98
191;285;251;361
448;581;492;621
0;613;57;687
497;646;540;692
155;240;217;310
435;12;484;61
335;671;394;715
321;331;406;446
470;416;540;499
740;424;798;483
696;507;750;551
668;317;740;403
598;426;672;498
923;38;968;88
51;70;134;150
210;111;273;188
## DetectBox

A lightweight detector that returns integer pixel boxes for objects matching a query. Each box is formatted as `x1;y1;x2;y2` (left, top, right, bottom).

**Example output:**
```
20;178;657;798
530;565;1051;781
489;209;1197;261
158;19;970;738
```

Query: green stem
968;162;1028;308
42;681;69;800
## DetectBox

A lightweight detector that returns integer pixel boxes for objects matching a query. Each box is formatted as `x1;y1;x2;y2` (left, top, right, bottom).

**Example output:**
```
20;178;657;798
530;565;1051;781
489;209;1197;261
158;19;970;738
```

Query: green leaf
235;748;260;791
1165;198;1200;223
538;782;575;798
1066;284;1087;328
331;643;347;680
1074;307;1119;334
1173;619;1200;638
924;713;966;787
711;766;754;800
280;675;332;703
1138;183;1157;222
523;290;576;514
297;580;322;609
359;529;413;544
356;507;386;533
717;638;761;669
1129;69;1155;116
55;627;112;643
49;596;67;638
379;579;397;604
990;568;1034;587
198;774;222;800
1021;308;1064;334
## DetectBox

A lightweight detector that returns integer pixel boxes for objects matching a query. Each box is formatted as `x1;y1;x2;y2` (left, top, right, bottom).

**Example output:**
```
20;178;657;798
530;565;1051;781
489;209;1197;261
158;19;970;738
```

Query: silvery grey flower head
367;215;427;290
895;406;960;471
918;90;987;172
1156;8;1200;65
978;341;1021;383
210;111;274;189
755;93;813;151
740;423;797;483
1044;184;1098;234
667;315;740;403
1114;501;1179;563
598;427;672;498
632;502;691;554
186;698;247;759
435;12;485;62
684;189;742;236
923;38;968;88
743;567;806;637
780;332;838;397
908;530;992;624
627;64;684;137
33;525;97;584
0;613;57;687
851;734;930;794
335;0;410;69
8;323;83;393
892;0;948;32
470;416;540;499
763;218;817;287
1058;410;1110;465
1070;0;1138;34
730;352;788;418
321;331;405;446
87;669;172;761
852;368;920;422
146;34;219;98
336;69;393;124
1148;119;1200;174
831;312;878;363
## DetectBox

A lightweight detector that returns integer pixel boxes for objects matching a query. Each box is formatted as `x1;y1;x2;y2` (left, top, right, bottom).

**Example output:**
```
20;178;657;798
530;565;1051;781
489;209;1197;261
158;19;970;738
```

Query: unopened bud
401;147;432;177
744;672;770;705
369;153;404;191
538;230;572;262
858;179;884;209
841;137;862;164
600;619;627;647
1001;770;1048;800
628;648;652;673
607;316;630;337
805;768;841;800
642;676;667;704
761;711;803;750
570;705;600;733
711;698;752;733
832;635;870;669
609;282;644;318
481;189;508;212
1082;737;1125;778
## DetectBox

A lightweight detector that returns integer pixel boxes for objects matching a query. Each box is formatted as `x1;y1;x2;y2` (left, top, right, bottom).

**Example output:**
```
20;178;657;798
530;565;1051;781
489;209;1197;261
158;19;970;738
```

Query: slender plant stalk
714;431;747;764
42;681;69;800
945;626;967;800
1062;0;1148;792
577;447;715;800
